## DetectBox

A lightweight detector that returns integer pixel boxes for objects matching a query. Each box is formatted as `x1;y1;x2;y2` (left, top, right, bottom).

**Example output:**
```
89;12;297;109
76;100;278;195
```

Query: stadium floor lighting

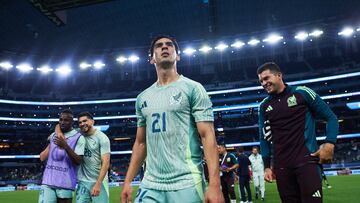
338;27;354;37
116;56;127;63
183;48;196;55
1;70;360;106
309;30;323;37
199;45;212;53
37;65;53;74
79;62;92;69
231;41;245;48
262;34;283;44
294;32;309;40
0;61;13;70
16;63;34;72
247;39;260;46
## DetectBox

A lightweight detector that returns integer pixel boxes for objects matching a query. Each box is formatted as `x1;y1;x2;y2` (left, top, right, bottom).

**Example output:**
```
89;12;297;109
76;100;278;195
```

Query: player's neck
86;127;96;136
156;67;180;86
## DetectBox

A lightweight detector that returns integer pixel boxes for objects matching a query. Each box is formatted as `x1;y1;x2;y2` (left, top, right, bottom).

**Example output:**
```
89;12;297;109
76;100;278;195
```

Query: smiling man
57;111;111;203
257;62;338;203
121;35;224;203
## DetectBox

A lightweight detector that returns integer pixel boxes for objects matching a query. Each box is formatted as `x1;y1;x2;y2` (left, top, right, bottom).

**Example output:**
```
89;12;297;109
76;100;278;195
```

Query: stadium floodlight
357;28;360;32
183;48;196;55
199;45;212;53
116;56;127;63
294;32;309;41
37;65;53;74
231;41;245;48
263;34;283;44
16;63;33;72
309;30;323;37
56;65;72;75
0;61;13;70
247;39;260;46
79;62;92;69
93;61;105;69
338;27;354;37
214;43;229;51
128;55;140;63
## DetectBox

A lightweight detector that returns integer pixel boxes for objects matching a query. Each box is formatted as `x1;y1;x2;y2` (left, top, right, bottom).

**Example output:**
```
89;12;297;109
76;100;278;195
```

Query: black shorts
275;163;322;203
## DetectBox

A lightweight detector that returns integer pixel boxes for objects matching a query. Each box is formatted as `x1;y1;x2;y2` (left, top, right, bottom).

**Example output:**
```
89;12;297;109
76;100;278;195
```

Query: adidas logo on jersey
312;190;321;198
140;101;147;109
266;105;273;112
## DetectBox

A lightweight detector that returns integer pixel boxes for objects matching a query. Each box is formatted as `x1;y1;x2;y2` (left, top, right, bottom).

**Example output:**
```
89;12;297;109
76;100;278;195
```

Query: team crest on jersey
287;95;297;107
170;91;182;105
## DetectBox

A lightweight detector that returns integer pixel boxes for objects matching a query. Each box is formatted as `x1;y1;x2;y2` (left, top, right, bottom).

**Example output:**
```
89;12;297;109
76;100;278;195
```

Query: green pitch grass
0;175;359;202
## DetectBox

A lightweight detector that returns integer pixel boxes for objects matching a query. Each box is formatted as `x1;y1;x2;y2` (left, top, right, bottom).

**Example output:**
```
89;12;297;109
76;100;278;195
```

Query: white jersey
249;154;264;174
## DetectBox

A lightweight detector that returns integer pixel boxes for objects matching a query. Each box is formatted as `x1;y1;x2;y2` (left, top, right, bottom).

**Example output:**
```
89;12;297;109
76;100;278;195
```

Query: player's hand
264;168;275;183
263;120;272;142
55;124;62;135
54;135;67;149
91;183;101;196
311;143;335;164
204;185;224;203
121;182;132;203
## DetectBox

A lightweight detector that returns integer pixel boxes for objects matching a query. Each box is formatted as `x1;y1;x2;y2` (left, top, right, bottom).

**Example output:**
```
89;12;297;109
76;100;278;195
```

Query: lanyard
221;152;227;165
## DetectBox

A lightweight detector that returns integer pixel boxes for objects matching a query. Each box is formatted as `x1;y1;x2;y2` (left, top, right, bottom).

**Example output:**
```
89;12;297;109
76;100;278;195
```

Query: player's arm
197;121;224;203
121;126;146;203
226;154;239;172
40;144;50;162
54;124;83;165
298;86;338;163
258;102;275;182
92;153;110;196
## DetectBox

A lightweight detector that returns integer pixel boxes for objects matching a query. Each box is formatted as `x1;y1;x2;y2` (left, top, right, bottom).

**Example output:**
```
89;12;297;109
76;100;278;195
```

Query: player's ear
176;53;180;61
150;56;155;64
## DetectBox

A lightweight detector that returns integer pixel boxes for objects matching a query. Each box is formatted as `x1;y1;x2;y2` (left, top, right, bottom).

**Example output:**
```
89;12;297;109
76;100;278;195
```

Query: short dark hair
257;62;282;75
237;146;245;153
61;109;73;117
77;111;93;120
149;35;180;58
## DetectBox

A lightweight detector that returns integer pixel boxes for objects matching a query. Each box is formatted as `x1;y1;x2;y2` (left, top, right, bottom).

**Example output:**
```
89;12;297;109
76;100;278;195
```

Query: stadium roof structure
0;0;360;58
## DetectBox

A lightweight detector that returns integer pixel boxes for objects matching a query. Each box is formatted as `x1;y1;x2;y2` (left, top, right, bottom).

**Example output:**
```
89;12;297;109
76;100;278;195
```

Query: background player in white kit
248;146;265;201
121;35;224;203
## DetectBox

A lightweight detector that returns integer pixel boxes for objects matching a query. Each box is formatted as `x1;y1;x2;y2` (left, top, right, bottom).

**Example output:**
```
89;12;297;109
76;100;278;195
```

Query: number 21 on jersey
152;112;166;133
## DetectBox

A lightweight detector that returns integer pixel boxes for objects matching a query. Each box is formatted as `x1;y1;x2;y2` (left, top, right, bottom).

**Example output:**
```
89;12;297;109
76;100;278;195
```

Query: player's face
59;113;73;133
258;69;283;94
150;38;180;68
252;148;258;155
217;145;225;154
78;116;94;134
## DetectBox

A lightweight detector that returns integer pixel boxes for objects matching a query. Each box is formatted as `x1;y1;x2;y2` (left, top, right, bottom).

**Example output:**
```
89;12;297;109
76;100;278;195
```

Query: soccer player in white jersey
248;146;265;201
121;35;224;203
